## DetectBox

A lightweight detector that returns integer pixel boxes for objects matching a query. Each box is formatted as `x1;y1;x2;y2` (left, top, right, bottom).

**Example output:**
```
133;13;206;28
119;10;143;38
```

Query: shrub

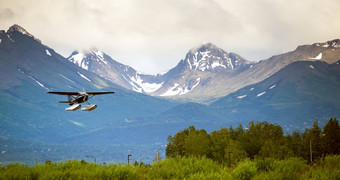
232;159;257;180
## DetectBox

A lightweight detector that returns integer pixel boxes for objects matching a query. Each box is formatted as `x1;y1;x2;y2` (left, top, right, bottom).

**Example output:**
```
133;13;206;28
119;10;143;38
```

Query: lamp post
86;155;96;164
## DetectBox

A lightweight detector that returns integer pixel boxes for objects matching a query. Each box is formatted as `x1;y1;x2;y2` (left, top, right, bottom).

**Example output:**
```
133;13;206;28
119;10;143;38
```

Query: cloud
1;0;340;73
0;8;15;20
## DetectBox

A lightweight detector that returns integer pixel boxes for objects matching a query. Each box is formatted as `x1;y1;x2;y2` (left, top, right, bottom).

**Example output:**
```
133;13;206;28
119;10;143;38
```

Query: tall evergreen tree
322;118;340;155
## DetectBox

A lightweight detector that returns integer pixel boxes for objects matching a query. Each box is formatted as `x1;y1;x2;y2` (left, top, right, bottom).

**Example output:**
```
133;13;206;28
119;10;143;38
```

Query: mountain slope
210;60;340;130
172;39;340;103
75;60;340;140
0;24;178;144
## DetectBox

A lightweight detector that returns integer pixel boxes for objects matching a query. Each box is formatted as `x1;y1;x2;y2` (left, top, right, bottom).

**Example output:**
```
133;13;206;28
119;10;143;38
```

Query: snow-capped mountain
148;43;253;99
67;35;340;103
183;43;251;72
67;43;253;102
167;39;340;103
68;49;165;93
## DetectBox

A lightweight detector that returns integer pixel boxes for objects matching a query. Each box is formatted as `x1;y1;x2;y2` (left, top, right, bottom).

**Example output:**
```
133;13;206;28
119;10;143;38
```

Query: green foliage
0;155;339;179
166;118;340;166
253;158;307;180
255;158;275;172
232;159;257;180
148;157;224;179
225;139;247;166
322;118;340;155
1;118;339;179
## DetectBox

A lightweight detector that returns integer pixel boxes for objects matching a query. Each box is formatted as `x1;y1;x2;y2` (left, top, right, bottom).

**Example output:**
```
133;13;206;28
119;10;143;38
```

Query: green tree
322;118;340;155
184;129;211;157
241;121;284;158
311;119;323;160
286;131;304;157
225;139;247;166
166;130;189;157
210;128;230;163
302;119;323;162
258;139;294;159
166;126;210;158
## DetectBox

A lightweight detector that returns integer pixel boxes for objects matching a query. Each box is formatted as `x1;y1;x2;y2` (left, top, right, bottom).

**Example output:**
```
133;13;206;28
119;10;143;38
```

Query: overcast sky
1;0;340;74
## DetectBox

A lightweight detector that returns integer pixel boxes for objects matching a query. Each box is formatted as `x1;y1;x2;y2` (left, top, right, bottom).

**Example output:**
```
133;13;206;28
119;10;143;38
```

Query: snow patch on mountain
257;91;266;97
310;53;322;60
28;75;50;91
127;74;164;93
78;72;91;82
161;83;182;96
161;78;201;96
237;95;247;99
68;120;84;127
211;61;227;69
92;50;108;65
46;49;52;56
7;35;14;42
70;53;88;70
192;78;201;89
59;74;76;84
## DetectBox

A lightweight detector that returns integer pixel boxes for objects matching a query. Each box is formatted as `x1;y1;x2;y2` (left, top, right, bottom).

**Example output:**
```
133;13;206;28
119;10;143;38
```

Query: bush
232;159;257;180
147;156;225;179
253;157;306;180
302;155;340;180
255;158;274;172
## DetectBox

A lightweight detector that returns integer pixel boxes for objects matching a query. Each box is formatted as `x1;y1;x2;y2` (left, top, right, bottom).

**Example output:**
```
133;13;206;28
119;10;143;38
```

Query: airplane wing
86;92;115;95
47;91;79;95
47;91;115;95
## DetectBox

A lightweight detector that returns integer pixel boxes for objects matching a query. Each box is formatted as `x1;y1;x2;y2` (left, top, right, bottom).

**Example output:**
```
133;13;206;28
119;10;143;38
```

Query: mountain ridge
67;36;340;103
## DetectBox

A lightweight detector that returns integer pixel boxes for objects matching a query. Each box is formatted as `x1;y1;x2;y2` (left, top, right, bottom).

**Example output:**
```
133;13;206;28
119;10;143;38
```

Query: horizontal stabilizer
59;101;70;103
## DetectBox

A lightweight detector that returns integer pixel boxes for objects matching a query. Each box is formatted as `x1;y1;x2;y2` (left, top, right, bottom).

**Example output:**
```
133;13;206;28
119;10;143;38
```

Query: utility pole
140;154;142;164
310;139;313;164
128;154;132;164
155;145;166;162
86;155;96;164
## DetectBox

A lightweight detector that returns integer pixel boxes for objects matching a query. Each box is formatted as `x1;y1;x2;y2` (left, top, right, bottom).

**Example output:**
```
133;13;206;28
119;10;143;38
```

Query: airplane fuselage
69;95;89;105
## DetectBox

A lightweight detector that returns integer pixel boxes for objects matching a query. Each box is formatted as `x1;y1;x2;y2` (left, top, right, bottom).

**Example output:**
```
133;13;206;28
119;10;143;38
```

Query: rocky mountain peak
322;39;340;48
7;24;41;43
184;43;249;72
7;24;30;34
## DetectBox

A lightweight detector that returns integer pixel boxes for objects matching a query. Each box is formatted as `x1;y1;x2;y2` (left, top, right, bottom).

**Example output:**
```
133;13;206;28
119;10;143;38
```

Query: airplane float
47;90;114;111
